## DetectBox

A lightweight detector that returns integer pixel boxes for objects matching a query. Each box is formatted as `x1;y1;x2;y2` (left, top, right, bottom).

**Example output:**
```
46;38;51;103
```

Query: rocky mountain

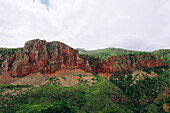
0;48;22;67
1;39;92;77
93;54;163;75
0;39;169;113
0;39;165;78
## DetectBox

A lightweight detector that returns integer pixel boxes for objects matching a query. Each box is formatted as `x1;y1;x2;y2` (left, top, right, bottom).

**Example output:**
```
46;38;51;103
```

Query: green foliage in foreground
142;90;170;113
110;67;170;112
0;67;169;113
142;65;169;74
0;84;33;93
0;76;132;113
142;68;170;113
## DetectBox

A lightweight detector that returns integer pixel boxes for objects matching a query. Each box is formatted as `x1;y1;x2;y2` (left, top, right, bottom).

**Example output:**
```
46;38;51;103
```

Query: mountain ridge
0;39;168;78
0;39;169;113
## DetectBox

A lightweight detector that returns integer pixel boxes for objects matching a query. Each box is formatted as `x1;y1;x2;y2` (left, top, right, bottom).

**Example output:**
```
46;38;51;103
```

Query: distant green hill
152;49;170;64
78;48;147;60
78;48;170;65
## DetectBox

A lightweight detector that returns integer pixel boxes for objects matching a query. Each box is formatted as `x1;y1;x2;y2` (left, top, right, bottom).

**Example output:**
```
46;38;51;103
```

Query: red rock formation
1;54;16;72
84;60;92;72
93;54;163;76
1;39;163;78
1;39;92;77
93;62;103;73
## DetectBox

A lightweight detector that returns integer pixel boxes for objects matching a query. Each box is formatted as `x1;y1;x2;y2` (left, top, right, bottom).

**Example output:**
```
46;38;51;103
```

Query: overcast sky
0;0;170;51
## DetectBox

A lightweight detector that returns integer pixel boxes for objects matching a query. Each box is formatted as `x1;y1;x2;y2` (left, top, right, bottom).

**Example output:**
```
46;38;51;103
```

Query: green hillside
142;68;170;113
152;49;170;64
78;48;147;60
0;75;132;113
0;47;169;112
78;48;170;65
110;66;170;112
0;67;169;113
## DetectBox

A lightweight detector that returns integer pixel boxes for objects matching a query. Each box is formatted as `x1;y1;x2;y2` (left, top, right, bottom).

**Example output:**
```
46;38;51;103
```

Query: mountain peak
1;39;92;77
0;39;165;79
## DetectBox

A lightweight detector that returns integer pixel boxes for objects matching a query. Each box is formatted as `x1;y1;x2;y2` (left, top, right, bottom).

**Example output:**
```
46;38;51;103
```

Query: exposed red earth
0;39;164;80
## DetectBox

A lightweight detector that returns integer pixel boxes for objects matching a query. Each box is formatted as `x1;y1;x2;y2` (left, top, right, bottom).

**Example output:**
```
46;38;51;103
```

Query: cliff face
1;39;92;77
1;39;163;78
0;48;22;67
93;54;163;75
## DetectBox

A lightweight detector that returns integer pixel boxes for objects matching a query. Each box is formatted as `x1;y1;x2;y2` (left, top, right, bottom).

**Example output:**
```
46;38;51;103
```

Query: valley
0;39;169;113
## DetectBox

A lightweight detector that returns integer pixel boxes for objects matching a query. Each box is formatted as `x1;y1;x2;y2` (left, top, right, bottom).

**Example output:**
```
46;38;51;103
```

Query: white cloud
0;0;169;51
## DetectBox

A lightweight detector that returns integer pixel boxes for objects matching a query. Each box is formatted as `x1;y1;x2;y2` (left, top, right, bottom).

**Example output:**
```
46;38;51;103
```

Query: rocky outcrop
93;54;163;75
1;39;92;77
1;39;163;78
0;48;22;67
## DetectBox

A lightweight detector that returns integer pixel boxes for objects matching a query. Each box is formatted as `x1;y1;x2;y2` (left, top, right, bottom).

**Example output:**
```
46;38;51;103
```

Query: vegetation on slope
0;46;169;112
0;48;22;66
78;48;147;60
142;69;170;113
0;67;169;112
110;66;170;112
152;49;170;64
0;76;132;113
78;48;170;65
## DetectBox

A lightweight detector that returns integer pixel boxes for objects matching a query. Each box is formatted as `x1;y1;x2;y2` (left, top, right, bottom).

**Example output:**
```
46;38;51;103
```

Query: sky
0;0;170;51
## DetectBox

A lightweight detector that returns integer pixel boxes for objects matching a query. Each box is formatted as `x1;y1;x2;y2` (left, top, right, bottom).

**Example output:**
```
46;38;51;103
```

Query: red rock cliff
1;39;163;78
1;39;92;77
93;54;163;75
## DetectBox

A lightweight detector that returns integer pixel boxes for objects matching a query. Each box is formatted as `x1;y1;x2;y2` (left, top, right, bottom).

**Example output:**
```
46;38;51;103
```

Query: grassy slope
0;76;133;113
0;47;169;112
0;67;169;113
152;49;170;64
110;67;170;113
78;48;170;66
142;68;170;113
78;48;148;60
1;67;169;113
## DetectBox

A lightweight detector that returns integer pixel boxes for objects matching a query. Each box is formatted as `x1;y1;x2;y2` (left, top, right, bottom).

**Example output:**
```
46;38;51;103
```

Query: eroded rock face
1;39;163;78
93;54;163;75
1;55;16;72
1;39;92;77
